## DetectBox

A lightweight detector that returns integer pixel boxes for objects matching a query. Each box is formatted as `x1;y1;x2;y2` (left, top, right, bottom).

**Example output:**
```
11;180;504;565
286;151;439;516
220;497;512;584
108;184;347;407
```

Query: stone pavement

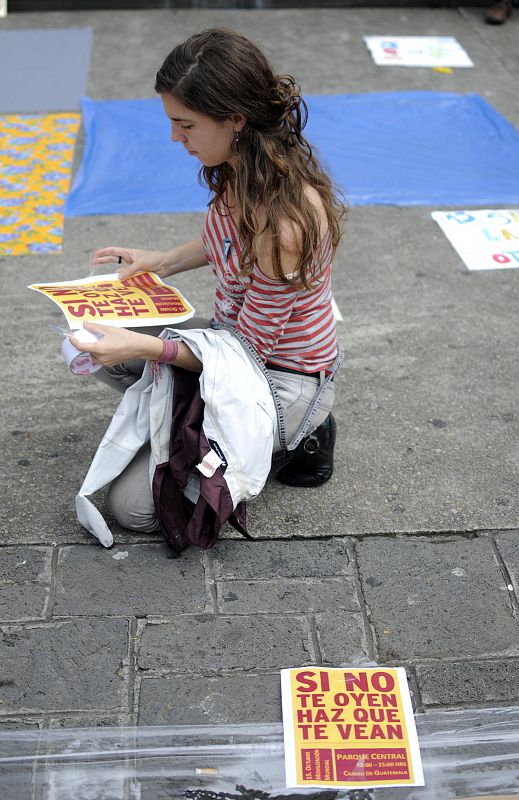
1;5;519;733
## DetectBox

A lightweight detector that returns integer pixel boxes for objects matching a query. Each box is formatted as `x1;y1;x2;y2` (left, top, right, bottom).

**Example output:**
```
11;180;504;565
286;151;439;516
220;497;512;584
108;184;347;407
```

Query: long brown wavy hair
155;28;346;288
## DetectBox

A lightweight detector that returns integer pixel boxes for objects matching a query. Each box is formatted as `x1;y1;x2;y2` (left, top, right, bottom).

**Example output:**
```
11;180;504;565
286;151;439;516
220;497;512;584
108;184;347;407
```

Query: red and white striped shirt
201;199;338;373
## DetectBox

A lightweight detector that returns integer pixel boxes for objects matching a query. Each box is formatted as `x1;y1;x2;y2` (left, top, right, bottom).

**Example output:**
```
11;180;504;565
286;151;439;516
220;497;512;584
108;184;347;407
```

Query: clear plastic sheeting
1;707;519;799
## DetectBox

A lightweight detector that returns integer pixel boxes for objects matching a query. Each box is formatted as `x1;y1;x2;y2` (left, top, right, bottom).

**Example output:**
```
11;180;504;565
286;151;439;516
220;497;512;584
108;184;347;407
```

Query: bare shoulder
278;184;328;253
303;183;326;217
255;185;328;279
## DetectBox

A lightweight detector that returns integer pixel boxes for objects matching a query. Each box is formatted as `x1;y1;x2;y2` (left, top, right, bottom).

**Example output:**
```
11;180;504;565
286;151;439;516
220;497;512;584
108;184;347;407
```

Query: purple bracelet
158;338;179;364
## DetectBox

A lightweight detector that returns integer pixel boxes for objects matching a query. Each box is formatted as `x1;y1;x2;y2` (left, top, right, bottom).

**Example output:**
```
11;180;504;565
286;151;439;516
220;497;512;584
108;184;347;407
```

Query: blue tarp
66;97;210;216
0;28;93;114
65;92;519;215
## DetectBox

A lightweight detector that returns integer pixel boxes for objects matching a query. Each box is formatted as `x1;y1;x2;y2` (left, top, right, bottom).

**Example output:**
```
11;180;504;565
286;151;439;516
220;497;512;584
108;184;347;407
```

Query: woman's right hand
91;247;173;280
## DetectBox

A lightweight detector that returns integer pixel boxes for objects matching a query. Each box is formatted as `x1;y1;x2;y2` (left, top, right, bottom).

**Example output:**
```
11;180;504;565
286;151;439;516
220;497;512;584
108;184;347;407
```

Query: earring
234;130;240;144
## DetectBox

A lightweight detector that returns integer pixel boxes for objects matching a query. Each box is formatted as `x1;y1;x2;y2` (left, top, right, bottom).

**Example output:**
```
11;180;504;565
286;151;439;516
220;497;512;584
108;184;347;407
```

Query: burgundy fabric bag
152;368;248;557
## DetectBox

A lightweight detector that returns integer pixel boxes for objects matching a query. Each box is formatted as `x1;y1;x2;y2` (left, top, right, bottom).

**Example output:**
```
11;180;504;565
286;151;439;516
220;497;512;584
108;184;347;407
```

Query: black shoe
485;0;512;23
276;414;336;487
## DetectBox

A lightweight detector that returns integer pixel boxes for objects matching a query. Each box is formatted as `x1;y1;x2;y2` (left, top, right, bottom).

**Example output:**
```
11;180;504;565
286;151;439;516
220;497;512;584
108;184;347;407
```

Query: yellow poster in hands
281;667;424;790
28;272;194;328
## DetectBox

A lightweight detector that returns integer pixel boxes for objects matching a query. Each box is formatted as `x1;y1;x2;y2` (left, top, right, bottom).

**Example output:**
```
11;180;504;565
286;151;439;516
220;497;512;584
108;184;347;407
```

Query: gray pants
98;320;335;532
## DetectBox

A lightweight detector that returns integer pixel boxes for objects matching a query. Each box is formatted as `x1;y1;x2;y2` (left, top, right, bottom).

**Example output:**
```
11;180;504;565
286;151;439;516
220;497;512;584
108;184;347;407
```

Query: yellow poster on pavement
281;667;424;790
0;113;80;256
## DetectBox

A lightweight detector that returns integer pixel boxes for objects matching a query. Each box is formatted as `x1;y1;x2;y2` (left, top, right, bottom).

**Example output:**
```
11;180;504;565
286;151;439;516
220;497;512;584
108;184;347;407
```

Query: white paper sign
364;36;474;68
432;210;519;271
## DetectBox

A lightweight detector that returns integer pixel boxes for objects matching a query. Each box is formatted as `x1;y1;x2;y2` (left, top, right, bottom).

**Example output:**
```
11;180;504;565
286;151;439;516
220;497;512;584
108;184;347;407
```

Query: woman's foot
276;414;336;487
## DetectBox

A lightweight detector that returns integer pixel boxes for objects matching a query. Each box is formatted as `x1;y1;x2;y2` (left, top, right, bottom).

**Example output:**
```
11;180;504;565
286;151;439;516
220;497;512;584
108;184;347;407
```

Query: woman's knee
105;446;160;533
274;374;335;446
307;382;335;434
106;479;160;532
95;362;144;393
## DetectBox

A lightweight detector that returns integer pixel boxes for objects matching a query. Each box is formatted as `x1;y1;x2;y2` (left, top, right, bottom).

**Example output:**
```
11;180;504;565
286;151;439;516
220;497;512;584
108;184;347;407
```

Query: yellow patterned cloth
0;113;80;255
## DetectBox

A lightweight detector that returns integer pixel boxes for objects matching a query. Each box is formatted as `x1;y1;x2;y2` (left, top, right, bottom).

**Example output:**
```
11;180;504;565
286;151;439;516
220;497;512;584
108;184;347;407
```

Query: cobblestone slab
138;673;282;725
0;546;52;622
216;577;359;614
47;714;134;728
211;539;352;579
0;719;41;729
0;547;52;583
0;619;129;713
416;659;519;707
54;544;207;616
138;615;313;672
495;531;519;592
314;611;371;665
357;536;519;660
0;584;49;623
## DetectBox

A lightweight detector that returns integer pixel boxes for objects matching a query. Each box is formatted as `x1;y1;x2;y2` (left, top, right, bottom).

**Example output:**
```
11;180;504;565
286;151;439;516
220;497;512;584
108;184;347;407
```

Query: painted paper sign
364;36;473;68
0;112;80;256
28;271;195;328
431;209;519;271
281;667;423;790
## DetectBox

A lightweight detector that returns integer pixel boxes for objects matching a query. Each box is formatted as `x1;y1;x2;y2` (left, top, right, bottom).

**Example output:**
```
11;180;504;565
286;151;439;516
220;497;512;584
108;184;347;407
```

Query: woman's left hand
69;321;162;367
